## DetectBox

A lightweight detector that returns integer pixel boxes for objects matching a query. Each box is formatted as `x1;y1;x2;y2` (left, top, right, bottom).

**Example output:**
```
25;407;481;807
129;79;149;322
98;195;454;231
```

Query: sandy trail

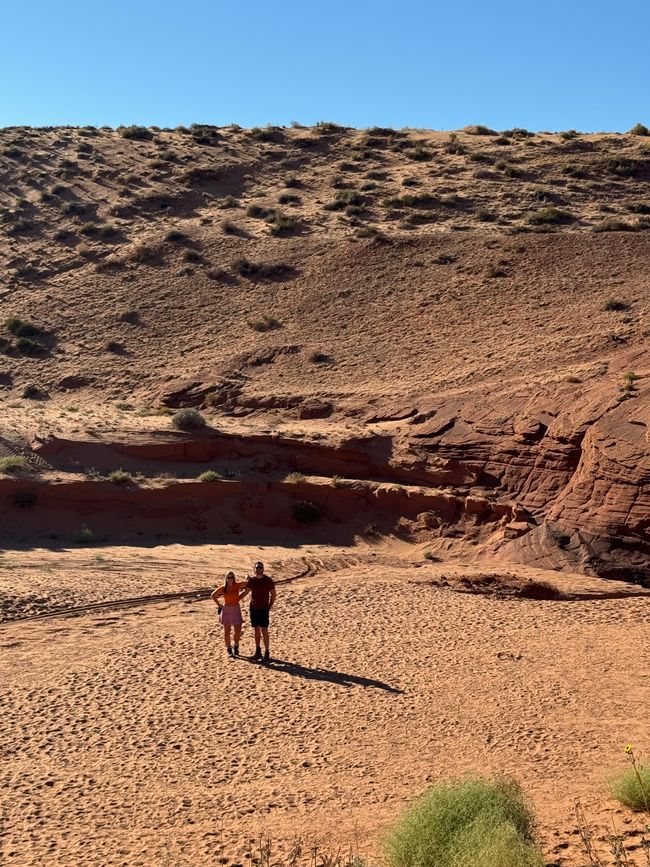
1;552;649;867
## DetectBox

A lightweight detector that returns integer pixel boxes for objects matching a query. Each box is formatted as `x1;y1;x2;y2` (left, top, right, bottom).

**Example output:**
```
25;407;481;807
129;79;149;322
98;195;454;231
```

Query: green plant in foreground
285;472;306;484
76;525;94;544
384;777;544;867
610;745;650;813
0;455;26;474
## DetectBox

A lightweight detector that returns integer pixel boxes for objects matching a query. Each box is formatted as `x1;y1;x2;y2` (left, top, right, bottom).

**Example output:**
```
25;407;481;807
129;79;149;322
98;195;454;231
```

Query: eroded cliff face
388;377;649;583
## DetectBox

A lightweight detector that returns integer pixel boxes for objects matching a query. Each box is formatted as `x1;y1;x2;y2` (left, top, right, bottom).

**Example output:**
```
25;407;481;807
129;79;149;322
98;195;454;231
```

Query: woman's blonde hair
225;570;236;581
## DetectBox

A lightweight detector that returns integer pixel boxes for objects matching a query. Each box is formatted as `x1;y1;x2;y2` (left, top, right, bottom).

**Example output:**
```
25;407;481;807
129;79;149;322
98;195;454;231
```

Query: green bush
268;211;299;236
527;208;575;226
171;408;206;430
0;455;27;474
629;123;649;136
119;125;153;141
198;470;223;482
16;337;45;356
324;190;363;211
292;500;321;524
247;315;281;332
108;469;133;486
6;317;40;337
76;525;94;543
385;777;543;867
609;764;650;812
603;298;629;311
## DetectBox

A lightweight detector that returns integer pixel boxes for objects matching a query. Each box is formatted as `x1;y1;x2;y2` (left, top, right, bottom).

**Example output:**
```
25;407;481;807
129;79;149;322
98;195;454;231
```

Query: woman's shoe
233;645;240;657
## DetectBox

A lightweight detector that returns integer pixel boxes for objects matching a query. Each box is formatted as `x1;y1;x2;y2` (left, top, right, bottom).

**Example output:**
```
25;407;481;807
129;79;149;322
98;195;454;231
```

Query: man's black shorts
250;607;270;628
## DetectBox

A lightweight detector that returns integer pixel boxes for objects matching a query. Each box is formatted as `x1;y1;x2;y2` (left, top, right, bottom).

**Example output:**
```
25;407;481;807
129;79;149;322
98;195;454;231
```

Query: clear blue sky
2;0;648;131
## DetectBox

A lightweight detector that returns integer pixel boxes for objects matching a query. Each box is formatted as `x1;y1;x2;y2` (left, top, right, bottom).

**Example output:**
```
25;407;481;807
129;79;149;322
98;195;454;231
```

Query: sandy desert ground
1;542;649;866
1;123;649;865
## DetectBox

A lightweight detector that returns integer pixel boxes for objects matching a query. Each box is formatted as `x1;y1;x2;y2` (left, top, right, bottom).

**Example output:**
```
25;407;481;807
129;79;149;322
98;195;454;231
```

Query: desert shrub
246;204;273;219
423;551;441;562
464;124;497;136
184;166;220;185
475;207;495;222
22;385;43;399
76;525;94;543
603;298;629;311
629;122;649;136
385;192;438;209
407;145;432;162
559;129;580;140
232;257;294;280
172;408;206;430
182;249;202;263
331;475;347;488
119;125;153;141
594;218;636;232
622;371;639;392
118;309;140;324
220;195;238;209
0;455;26;474
0;336;11;354
629;202;650;214
292;500;321;524
16;337;45;356
108;469;133;486
602;157;642;178
384;777;543;867
247;315;281;332
285;471;306;483
401;177;420;187
75;242;92;258
14;490;36;508
309;351;331;363
249;126;275;142
268;211;299;236
609;764;650;812
190;124;220;145
129;243;158;264
527;207;575;225
220;220;237;234
316;121;346;134
324;190;363;211
501;128;533;139
198;470;223;482
284;175;301;188
278;193;301;204
5;317;40;337
164;230;189;244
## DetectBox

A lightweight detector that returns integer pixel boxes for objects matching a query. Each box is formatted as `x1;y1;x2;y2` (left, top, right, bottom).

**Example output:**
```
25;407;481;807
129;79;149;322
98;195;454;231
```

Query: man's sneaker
227;647;234;658
233;645;239;657
263;650;271;664
253;646;262;660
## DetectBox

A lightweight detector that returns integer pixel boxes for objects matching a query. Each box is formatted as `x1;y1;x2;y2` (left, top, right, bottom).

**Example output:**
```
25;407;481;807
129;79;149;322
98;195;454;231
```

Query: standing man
241;561;276;663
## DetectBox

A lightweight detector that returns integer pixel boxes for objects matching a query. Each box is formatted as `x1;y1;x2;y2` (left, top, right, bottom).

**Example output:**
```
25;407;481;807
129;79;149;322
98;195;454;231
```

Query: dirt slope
0;124;649;580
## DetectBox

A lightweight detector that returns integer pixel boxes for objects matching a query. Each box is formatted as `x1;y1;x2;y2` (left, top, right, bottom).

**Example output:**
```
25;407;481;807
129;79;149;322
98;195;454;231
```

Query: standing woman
211;571;246;658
